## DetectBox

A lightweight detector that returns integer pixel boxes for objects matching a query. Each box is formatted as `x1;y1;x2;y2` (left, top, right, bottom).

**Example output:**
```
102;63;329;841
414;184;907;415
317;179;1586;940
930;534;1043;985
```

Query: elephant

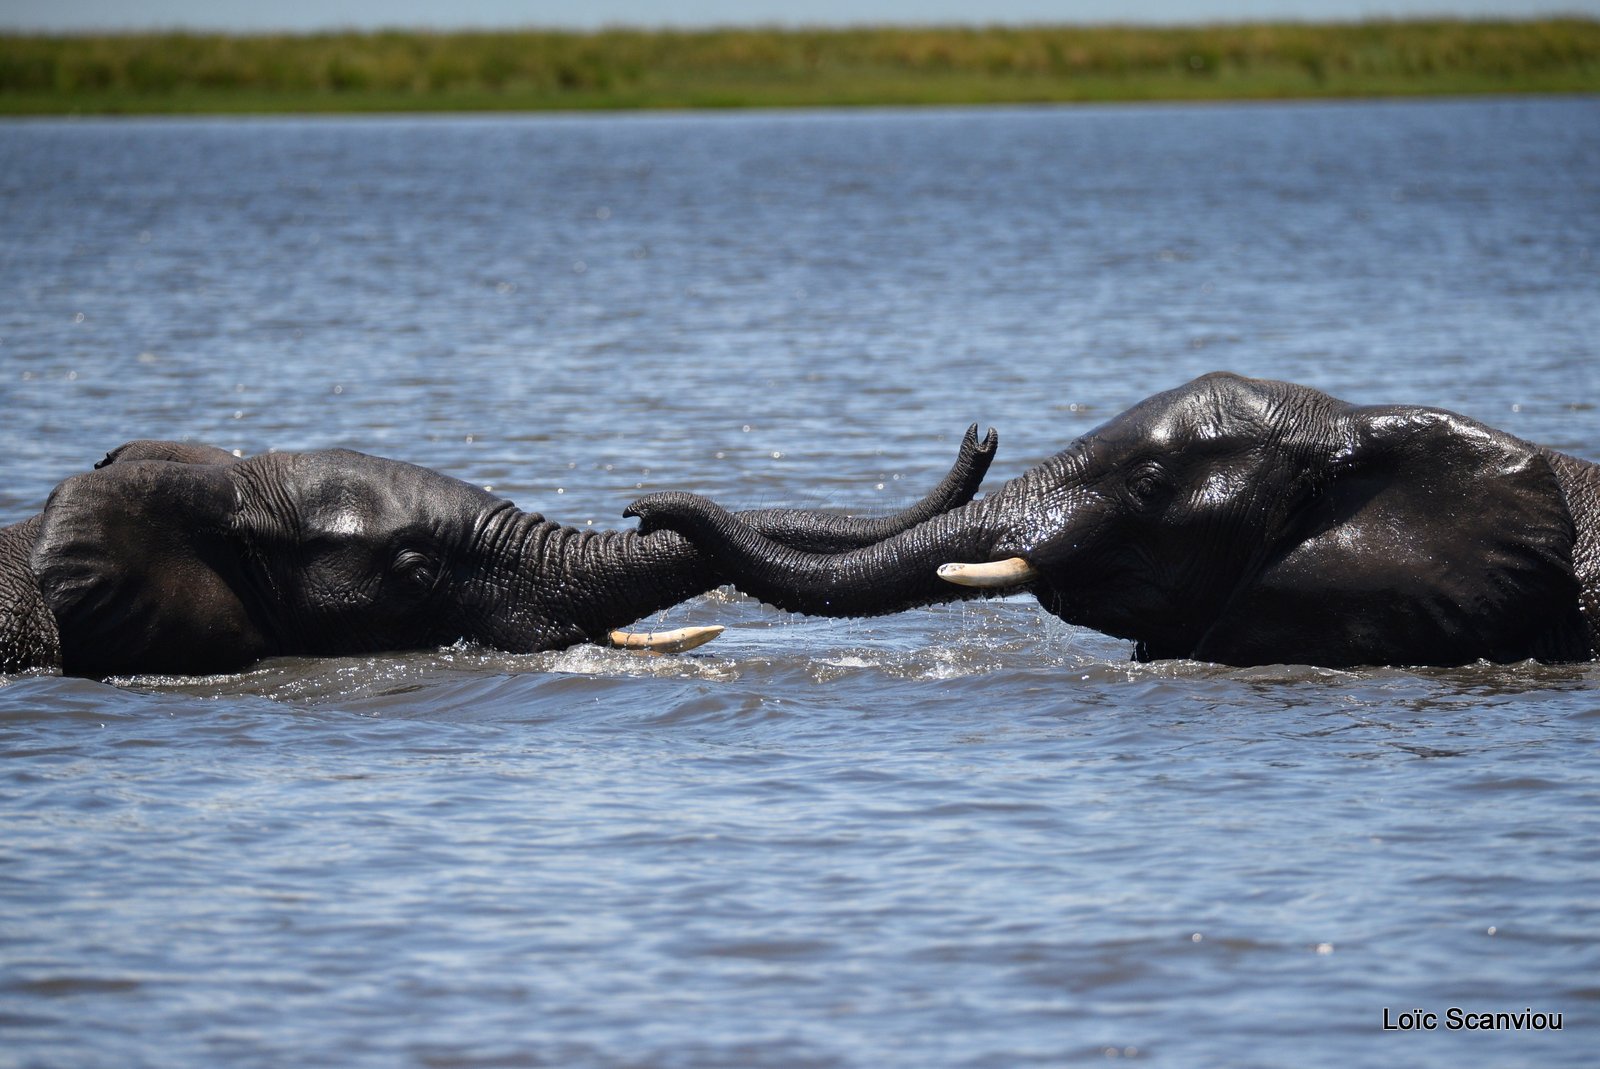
625;373;1600;668
0;426;997;679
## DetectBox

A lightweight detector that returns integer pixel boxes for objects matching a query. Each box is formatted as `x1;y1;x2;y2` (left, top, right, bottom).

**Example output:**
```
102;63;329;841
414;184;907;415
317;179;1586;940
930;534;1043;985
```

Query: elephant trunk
483;507;720;652
623;492;1018;619
487;425;1005;651
732;424;998;553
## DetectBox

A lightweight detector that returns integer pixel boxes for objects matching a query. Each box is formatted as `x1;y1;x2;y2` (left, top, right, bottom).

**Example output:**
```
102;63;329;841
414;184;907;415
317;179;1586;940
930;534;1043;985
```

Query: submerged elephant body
0;428;997;678
630;374;1600;668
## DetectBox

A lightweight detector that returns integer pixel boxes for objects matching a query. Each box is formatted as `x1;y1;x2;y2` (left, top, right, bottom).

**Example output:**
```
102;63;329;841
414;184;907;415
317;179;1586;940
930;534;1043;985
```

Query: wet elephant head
627;373;1600;667
11;426;997;678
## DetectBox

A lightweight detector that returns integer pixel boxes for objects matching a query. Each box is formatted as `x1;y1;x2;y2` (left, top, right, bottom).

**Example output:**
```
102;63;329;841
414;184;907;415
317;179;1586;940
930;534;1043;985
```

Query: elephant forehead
261;450;504;533
1098;403;1244;454
320;508;366;537
1108;376;1301;452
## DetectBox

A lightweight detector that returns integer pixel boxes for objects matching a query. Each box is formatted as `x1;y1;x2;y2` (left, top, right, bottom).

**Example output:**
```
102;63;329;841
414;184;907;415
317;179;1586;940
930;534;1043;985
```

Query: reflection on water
2;99;1599;1068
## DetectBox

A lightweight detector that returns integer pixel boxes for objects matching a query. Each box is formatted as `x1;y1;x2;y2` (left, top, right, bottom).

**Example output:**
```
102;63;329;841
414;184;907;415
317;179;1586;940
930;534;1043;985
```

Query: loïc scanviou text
1382;1007;1562;1031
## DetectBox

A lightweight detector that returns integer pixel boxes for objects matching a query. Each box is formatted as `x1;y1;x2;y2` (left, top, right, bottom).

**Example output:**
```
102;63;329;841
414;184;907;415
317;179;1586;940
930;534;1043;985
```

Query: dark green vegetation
2;20;1597;114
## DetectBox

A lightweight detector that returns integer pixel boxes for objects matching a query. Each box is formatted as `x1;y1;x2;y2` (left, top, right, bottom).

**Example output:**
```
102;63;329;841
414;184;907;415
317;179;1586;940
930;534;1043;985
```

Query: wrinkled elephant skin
628;374;1600;668
0;427;996;678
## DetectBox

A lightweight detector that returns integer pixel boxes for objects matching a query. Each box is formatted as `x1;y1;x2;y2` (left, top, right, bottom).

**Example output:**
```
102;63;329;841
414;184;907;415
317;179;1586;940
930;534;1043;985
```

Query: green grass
3;20;1597;114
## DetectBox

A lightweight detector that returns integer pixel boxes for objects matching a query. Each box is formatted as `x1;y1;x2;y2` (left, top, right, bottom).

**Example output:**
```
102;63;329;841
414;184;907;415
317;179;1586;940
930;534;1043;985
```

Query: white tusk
937;557;1038;588
607;624;725;654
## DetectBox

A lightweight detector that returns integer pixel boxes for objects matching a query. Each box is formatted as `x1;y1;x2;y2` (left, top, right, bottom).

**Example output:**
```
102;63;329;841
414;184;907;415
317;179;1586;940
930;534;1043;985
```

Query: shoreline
3;90;1595;122
3;19;1596;115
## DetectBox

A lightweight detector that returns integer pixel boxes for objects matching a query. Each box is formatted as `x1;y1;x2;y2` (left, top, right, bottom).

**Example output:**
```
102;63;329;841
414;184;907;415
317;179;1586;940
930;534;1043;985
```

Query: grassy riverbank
3;19;1597;114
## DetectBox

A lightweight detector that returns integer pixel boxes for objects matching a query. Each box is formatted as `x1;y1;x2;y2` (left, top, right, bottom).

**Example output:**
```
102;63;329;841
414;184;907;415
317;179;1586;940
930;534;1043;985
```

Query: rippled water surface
3;99;1599;1067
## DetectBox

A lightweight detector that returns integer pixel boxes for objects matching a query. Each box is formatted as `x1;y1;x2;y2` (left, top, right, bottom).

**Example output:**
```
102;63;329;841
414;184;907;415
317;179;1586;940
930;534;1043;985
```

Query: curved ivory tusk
607;624;725;654
937;557;1038;588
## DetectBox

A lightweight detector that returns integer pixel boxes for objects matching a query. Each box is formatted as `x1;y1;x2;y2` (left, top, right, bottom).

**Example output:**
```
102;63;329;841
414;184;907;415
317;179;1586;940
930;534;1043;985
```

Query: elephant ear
31;460;270;678
1196;405;1588;667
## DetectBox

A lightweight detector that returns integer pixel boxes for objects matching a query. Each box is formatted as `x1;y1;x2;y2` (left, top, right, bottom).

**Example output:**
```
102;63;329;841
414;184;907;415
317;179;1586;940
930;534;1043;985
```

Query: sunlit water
2;99;1598;1067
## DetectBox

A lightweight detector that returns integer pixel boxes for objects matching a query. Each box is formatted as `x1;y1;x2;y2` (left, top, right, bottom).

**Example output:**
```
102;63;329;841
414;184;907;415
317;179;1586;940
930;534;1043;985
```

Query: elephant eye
1126;466;1169;506
391;549;438;589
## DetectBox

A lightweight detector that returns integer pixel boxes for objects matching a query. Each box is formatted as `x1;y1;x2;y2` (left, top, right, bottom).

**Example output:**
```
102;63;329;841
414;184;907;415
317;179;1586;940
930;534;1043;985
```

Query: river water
2;98;1598;1067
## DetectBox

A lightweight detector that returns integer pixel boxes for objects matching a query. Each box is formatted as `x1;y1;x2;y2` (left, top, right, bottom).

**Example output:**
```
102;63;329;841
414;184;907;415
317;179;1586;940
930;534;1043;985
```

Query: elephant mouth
936;556;1039;589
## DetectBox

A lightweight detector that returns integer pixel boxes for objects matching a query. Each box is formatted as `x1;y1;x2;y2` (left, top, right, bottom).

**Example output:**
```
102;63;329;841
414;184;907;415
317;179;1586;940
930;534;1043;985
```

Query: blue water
2;98;1598;1067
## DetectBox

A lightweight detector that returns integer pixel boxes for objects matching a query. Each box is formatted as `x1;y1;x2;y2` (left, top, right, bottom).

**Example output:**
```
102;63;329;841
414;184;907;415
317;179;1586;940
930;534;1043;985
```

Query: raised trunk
502;492;1015;649
502;428;1003;648
730;424;997;553
623;493;1013;619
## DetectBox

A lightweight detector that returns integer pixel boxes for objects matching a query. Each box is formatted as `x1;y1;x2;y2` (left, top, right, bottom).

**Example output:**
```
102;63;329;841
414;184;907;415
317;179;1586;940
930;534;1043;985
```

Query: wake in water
22;591;1585;716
